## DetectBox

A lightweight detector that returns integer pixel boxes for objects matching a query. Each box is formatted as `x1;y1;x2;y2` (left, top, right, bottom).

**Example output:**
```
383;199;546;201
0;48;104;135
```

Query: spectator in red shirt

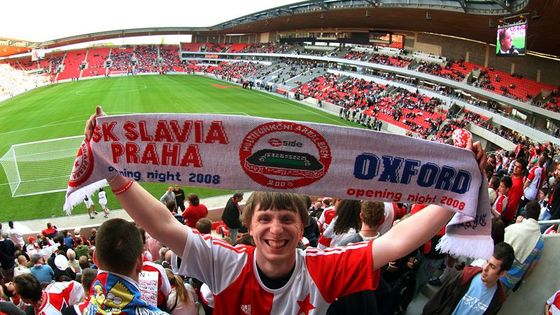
182;193;209;228
504;158;526;224
41;223;57;239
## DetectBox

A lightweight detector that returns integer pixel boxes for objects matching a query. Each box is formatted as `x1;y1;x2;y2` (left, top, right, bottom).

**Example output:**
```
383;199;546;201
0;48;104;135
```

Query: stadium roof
1;0;559;57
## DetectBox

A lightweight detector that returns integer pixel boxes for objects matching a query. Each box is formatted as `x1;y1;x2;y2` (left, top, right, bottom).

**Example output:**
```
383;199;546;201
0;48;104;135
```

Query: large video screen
496;23;527;56
369;31;404;49
369;31;391;45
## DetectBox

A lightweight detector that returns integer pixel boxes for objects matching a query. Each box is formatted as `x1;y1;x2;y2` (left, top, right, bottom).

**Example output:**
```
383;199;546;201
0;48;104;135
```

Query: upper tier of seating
2;43;558;112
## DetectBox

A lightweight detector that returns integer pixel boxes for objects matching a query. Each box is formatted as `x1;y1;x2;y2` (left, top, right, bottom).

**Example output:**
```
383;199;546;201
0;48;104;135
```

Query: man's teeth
267;240;287;248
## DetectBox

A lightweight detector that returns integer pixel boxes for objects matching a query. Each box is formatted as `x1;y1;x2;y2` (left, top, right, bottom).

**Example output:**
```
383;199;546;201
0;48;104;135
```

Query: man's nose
270;219;284;234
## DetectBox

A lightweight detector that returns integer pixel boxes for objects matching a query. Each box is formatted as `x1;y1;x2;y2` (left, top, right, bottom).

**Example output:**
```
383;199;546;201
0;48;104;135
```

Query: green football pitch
0;74;360;221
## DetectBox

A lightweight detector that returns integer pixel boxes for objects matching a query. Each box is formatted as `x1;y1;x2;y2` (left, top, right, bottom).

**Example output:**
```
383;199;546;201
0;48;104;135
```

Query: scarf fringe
63;180;108;215
437;234;494;260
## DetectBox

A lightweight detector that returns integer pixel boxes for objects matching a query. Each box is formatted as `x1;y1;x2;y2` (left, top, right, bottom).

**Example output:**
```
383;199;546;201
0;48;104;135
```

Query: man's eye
258;217;271;222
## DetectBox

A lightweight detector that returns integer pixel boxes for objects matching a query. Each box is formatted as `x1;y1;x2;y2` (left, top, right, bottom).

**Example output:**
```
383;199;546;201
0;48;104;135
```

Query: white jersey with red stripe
178;228;379;315
317;207;335;230
548;290;560;315
36;281;84;315
493;194;508;215
524;165;543;200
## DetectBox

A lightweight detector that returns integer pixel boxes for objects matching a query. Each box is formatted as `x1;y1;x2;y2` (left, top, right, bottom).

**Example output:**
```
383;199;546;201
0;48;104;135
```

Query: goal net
0;136;83;197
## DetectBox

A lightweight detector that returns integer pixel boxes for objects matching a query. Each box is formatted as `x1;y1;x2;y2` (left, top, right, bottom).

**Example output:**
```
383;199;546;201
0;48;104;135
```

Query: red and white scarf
65;113;492;259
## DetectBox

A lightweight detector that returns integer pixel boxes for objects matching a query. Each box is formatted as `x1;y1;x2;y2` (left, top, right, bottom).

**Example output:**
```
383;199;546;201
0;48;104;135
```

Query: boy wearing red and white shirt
492;176;512;219
13;274;84;315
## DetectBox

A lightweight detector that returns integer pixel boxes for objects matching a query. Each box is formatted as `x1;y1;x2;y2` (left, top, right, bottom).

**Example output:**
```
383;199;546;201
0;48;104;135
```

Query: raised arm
108;175;188;255
372;204;452;270
372;140;487;270
86;106;188;255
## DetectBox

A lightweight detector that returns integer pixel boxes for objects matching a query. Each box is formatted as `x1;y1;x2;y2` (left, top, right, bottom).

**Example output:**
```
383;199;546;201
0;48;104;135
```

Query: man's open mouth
265;239;289;249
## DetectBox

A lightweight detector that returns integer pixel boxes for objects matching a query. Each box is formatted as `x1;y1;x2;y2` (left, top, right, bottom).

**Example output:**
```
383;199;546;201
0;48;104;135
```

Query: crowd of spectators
134;45;160;73
1;134;558;313
293;73;446;138
416;60;467;82
0;64;50;101
211;62;265;80
108;48;134;72
343;51;411;68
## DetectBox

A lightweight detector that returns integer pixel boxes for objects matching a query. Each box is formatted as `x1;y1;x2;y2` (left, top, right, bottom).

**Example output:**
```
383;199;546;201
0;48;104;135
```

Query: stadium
0;0;559;314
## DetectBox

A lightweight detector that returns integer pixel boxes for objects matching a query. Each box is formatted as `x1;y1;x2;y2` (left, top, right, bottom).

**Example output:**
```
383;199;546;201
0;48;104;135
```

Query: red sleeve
181;207;190;220
305;241;380;303
393;203;407;220
410;204;427;215
527;167;536;181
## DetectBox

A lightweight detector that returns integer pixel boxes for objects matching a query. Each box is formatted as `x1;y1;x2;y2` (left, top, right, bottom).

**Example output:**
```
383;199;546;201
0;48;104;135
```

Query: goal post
0;135;83;197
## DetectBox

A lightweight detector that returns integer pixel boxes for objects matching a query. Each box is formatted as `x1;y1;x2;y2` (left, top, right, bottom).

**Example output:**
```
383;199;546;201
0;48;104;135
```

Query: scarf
504;218;542;262
64;113;492;259
83;271;165;315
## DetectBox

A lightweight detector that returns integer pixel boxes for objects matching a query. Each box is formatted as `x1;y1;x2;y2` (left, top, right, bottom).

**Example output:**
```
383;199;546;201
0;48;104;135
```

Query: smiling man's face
250;205;303;276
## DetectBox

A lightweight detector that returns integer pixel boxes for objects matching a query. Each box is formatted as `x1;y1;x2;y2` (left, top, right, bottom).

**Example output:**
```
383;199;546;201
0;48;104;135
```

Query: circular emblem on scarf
452;129;472;148
239;121;331;189
68;140;95;187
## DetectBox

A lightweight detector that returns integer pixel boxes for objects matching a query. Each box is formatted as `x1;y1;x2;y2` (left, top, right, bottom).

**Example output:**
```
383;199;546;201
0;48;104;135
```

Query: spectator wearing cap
30;254;54;286
74;228;90;247
25;236;39;256
48;253;76;282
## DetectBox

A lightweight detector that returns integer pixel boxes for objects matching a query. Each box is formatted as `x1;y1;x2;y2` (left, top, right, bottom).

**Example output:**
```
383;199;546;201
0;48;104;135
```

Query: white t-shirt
98;190;107;205
84;198;94;208
179;228;379;315
524;165;543;201
8;227;25;248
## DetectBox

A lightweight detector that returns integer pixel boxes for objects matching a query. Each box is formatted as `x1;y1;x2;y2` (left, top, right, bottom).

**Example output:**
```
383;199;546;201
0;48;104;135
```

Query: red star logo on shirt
297;294;315;315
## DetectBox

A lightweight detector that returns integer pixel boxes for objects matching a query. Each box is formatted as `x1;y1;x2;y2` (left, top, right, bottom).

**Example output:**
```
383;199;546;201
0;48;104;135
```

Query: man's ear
92;250;99;266
135;255;144;274
498;269;508;278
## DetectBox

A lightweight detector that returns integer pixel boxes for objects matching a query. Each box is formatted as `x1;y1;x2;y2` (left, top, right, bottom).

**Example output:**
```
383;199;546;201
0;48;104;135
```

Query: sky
2;0;300;42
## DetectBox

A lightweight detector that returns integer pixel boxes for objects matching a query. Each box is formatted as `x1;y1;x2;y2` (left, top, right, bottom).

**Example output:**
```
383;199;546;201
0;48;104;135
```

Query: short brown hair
241;192;309;228
95;218;143;275
188;193;200;206
196;218;212;234
14;274;42;303
81;268;98;292
360;201;386;228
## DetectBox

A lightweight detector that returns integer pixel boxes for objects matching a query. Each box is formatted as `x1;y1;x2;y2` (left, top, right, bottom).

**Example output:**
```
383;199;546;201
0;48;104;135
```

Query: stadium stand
82;47;110;78
57;50;86;81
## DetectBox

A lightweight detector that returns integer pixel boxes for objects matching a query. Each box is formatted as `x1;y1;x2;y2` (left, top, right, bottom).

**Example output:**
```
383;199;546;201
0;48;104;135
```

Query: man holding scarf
72;107;488;315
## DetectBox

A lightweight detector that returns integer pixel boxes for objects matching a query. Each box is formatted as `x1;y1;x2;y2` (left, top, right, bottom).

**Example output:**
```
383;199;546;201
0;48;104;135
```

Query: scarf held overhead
65;113;492;259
